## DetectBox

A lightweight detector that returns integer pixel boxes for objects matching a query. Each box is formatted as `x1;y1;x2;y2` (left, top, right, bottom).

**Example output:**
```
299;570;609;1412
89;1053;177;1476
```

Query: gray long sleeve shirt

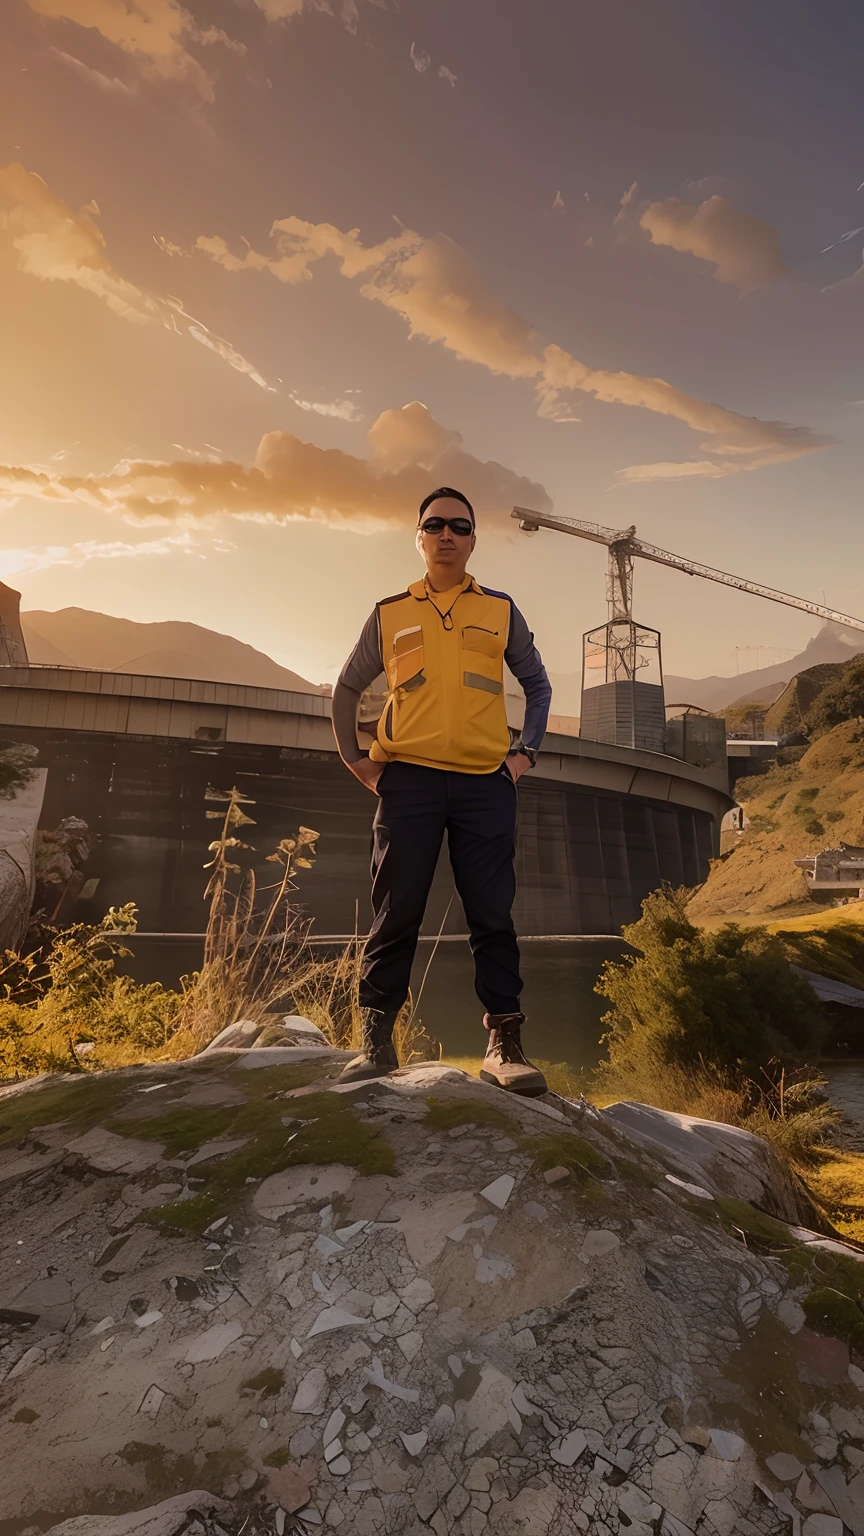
332;584;552;763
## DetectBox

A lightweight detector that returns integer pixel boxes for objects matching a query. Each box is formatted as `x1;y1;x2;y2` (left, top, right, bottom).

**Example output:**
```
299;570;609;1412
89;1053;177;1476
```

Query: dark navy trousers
360;760;522;1017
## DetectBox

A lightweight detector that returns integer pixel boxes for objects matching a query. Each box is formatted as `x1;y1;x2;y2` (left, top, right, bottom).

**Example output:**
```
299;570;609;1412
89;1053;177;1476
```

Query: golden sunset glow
2;0;862;696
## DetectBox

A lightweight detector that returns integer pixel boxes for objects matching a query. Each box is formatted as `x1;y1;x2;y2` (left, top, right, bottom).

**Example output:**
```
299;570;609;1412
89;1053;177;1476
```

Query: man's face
416;498;477;572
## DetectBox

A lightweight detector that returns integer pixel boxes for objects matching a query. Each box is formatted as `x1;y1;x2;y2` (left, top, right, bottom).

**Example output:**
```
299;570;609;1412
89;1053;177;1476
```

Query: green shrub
808;656;864;734
0;742;36;799
590;890;833;1165
595;888;823;1081
0;905;180;1080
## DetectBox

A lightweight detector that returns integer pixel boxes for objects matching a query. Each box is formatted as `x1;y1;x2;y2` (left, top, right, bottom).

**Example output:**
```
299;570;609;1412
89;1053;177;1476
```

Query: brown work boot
336;1008;400;1084
480;1012;548;1098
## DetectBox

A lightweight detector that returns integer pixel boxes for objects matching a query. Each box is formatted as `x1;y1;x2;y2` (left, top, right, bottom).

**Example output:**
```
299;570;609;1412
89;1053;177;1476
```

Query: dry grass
588;1059;748;1120
587;1050;838;1170
765;905;864;937
0;789;440;1080
163;788;439;1069
285;935;438;1067
807;1149;864;1243
688;719;864;921
164;790;324;1057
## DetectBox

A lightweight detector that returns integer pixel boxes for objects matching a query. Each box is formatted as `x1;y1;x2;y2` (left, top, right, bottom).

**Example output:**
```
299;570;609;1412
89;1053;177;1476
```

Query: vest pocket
461;625;500;660
461;624;504;697
393;625;425;689
398;670;426;697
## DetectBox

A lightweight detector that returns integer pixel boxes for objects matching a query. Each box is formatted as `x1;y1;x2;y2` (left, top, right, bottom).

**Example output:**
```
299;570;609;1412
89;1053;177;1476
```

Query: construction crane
511;507;864;634
512;506;864;755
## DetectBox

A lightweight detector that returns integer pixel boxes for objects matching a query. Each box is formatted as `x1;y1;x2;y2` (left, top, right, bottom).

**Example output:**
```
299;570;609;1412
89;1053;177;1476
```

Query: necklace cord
421;576;471;631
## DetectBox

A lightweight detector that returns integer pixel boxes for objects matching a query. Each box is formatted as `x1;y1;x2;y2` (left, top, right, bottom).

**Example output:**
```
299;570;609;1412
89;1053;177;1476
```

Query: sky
1;0;863;698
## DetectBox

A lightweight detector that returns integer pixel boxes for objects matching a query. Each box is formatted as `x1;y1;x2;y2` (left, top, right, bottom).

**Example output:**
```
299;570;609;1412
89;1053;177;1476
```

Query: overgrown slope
766;905;864;989
689;719;864;918
764;661;848;736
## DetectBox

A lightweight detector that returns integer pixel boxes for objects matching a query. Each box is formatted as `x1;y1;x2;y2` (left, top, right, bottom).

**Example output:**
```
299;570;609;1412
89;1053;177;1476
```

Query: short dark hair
417;487;475;526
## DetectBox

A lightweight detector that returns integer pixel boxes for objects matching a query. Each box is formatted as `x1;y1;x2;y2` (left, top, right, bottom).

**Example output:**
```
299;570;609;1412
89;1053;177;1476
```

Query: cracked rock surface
3;1046;864;1536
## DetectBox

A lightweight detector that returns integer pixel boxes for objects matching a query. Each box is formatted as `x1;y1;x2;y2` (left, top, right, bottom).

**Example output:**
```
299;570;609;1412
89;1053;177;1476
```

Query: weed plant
0;786;436;1079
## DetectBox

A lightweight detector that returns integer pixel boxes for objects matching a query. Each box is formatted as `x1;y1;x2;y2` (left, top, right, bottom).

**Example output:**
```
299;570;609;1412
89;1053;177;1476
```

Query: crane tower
512;508;864;755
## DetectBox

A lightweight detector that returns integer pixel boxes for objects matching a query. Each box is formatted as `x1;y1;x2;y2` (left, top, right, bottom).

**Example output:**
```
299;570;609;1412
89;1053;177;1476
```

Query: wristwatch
508;744;537;768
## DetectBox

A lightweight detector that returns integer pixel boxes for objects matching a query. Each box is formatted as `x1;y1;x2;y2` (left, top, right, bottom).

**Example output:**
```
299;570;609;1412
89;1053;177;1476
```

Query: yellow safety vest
369;575;511;773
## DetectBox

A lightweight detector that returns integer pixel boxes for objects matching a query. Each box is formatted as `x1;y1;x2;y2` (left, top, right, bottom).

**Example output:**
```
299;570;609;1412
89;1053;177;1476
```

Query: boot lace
489;1014;529;1065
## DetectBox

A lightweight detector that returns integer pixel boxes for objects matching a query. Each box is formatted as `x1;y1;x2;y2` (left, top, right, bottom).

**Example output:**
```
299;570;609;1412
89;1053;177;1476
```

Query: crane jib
510;507;864;635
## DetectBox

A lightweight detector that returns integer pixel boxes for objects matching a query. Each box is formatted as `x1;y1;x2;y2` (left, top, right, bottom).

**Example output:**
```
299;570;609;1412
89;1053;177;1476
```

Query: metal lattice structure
512;508;864;632
512;506;864;754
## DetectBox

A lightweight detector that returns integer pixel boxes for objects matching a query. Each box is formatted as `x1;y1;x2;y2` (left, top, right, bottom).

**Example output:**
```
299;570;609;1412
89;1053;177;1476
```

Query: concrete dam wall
0;668;732;938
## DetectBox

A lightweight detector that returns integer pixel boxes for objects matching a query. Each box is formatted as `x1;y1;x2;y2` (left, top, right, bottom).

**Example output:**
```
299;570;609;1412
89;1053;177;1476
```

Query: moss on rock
141;1081;396;1234
527;1131;613;1181
802;1285;864;1350
423;1096;519;1135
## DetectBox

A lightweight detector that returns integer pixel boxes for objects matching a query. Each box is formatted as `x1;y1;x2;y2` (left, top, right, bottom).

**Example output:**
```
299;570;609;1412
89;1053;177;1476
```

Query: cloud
182;312;272;390
171;442;224;461
290;394;364;422
0;532;225;581
50;47;137;94
613;181;638;230
153;234;188;257
820;225;864;254
639;194;790;287
26;0;239;102
250;0;383;31
822;247;864;293
408;40;455;83
410;41;431;73
194;214;833;481
0;163;271;389
0;402;552;531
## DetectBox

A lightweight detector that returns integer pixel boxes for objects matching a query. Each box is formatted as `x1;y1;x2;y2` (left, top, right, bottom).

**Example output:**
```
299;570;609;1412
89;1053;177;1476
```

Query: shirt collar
408;574;484;602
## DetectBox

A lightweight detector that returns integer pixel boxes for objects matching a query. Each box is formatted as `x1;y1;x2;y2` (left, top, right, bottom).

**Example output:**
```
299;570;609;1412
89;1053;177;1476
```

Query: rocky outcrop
600;1099;826;1228
4;1048;864;1536
0;764;46;949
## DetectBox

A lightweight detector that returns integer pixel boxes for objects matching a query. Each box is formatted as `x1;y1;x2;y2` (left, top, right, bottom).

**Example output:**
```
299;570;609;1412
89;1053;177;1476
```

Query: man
332;487;552;1096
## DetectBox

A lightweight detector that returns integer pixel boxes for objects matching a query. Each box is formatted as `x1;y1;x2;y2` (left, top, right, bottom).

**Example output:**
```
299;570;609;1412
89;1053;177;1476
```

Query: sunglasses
418;516;474;537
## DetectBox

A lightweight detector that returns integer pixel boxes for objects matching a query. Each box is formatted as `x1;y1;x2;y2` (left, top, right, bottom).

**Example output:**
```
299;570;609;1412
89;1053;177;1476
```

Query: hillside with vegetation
665;618;864;712
764;660;851;736
690;653;864;920
689;719;864;917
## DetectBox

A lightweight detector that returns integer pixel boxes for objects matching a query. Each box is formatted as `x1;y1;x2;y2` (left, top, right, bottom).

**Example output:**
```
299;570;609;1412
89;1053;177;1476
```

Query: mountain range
542;622;864;719
17;607;864;722
664;621;864;714
21;608;328;695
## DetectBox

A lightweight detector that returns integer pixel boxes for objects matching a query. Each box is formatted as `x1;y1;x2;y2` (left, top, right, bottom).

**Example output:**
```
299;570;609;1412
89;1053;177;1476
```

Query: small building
665;704;728;774
794;843;864;901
